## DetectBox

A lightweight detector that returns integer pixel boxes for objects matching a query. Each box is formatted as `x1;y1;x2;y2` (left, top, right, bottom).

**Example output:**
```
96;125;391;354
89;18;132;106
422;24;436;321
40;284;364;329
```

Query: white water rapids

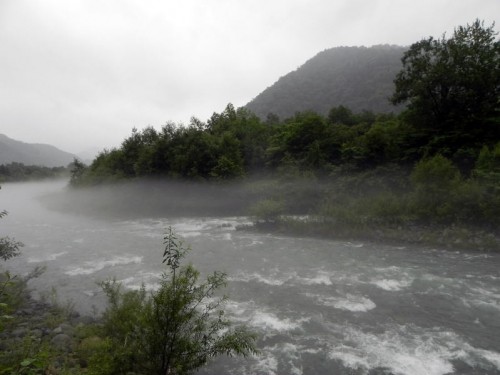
1;181;500;375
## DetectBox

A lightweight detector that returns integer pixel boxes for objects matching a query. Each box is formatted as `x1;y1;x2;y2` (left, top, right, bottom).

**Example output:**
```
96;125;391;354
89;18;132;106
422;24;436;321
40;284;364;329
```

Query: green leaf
21;358;35;367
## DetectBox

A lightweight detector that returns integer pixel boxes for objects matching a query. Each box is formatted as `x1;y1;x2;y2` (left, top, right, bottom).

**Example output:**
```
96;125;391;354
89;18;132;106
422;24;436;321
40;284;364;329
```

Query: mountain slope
0;134;75;167
245;45;406;119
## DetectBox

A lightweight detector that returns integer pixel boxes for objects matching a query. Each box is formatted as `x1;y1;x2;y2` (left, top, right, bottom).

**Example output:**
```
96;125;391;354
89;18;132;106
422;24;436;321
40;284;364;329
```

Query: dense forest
70;20;500;250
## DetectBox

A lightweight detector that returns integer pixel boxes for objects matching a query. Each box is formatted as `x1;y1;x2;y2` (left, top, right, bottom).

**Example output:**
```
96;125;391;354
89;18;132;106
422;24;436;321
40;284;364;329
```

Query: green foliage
318;166;412;227
411;154;461;194
1;191;19;333
410;154;461;221
0;271;15;332
0;235;23;262
266;109;385;173
328;105;357;126
249;199;285;223
69;158;88;187
1;197;24;328
474;142;500;187
88;228;258;375
75;105;268;184
392;20;500;155
0;336;53;375
343;120;410;168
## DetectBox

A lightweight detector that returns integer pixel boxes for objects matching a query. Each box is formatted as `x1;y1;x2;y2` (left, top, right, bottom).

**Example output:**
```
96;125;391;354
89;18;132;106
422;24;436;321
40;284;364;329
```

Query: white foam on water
119;271;162;291
173;221;207;237
296;270;332;285
28;251;68;263
307;293;376;312
248;238;264;246
468;285;500;300
224;299;254;317
330;346;370;369
421;273;455;284
475;349;500;368
275;343;303;375
253;352;278;375
224;299;307;333
229;271;289;286
328;324;500;375
459;285;500;312
329;327;454;375
247;343;304;375
171;217;248;237
246;343;303;375
250;311;303;332
344;242;364;248
178;231;202;238
483;275;500;281
371;277;413;291
369;266;415;291
206;217;245;229
464;253;494;260
302;347;322;354
373;265;404;273
471;299;500;311
64;255;143;276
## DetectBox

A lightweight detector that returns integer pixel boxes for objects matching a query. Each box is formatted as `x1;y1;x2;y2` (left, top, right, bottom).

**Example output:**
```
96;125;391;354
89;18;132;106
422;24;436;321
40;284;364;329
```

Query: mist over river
1;180;500;375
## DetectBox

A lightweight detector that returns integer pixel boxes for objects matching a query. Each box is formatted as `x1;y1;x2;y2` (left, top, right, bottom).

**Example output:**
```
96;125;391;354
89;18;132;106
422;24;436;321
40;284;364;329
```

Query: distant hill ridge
245;45;406;119
0;134;75;167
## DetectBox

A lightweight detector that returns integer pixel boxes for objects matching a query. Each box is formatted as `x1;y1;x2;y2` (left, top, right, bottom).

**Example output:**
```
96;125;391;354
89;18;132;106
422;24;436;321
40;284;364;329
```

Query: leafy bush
88;227;257;375
249;199;285;223
1;203;24;332
474;143;500;189
410;154;461;221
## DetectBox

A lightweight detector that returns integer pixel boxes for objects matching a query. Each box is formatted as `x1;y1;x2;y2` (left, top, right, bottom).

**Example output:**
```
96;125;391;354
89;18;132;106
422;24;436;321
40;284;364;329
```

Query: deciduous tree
391;20;500;152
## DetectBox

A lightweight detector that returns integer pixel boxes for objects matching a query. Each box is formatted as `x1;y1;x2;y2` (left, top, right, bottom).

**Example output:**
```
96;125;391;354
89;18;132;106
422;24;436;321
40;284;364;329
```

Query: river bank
245;217;500;252
0;282;98;373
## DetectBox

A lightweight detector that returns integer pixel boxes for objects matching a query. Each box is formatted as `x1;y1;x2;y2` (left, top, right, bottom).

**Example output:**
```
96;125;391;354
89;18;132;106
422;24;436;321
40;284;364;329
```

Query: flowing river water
1;181;500;375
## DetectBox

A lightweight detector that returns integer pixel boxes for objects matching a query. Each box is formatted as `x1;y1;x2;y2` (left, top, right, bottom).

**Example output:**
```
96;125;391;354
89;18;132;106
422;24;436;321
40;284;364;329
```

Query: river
1;180;500;375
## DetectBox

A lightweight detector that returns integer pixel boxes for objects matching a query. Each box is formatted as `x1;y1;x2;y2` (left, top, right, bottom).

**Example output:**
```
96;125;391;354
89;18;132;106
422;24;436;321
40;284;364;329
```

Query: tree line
0;162;68;183
71;20;498;187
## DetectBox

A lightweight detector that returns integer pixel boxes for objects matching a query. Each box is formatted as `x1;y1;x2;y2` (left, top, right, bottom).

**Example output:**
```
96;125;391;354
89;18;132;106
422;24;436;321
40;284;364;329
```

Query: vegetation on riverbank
245;159;500;252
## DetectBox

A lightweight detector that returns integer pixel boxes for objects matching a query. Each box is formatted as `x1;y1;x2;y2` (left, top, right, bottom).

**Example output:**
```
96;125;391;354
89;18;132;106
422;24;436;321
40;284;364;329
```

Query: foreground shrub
89;227;258;375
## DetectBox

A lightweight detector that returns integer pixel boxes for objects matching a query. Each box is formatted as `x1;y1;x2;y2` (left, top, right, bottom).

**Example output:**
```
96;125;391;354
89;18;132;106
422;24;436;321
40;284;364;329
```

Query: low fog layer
40;179;265;219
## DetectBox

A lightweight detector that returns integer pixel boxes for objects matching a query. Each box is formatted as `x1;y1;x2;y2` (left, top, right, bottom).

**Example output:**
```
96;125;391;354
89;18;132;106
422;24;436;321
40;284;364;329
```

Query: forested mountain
0;134;75;167
245;45;406;120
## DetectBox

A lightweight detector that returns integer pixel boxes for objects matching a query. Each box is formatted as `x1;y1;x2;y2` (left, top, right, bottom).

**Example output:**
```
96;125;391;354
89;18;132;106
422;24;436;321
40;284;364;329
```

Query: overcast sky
1;0;498;155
